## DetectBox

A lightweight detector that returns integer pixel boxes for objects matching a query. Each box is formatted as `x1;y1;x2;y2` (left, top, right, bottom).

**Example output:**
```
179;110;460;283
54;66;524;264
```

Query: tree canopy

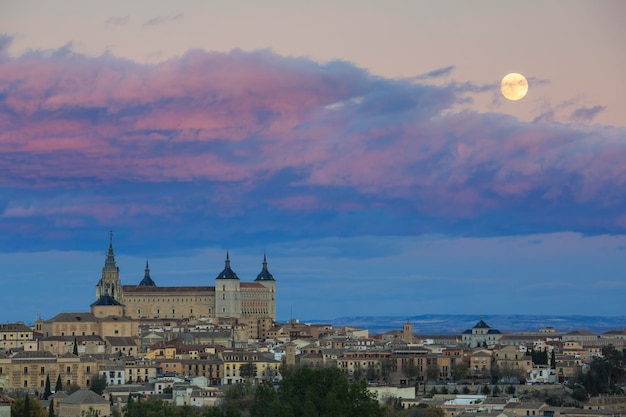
251;366;383;417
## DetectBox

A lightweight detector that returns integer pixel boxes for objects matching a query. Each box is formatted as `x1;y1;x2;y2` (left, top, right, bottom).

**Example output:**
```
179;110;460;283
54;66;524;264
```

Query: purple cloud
570;105;607;123
143;14;184;27
0;41;625;252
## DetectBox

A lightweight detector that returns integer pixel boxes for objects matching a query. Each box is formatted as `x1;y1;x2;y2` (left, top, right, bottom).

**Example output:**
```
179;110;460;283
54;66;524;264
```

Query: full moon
501;73;528;101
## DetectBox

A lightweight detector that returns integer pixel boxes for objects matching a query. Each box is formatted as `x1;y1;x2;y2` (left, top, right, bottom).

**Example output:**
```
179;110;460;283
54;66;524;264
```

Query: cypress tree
48;399;55;417
43;375;52;400
551;350;556;369
73;339;78;356
55;374;62;393
24;394;31;417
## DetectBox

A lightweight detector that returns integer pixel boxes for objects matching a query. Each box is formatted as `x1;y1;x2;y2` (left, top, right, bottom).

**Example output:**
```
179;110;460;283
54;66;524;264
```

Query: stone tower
403;321;413;343
95;231;123;303
215;251;241;318
254;254;277;320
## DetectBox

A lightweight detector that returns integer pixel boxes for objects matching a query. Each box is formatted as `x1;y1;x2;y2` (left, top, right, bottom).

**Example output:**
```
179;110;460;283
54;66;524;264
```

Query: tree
491;384;500;397
426;363;439;383
581;344;625;394
90;374;108;395
11;395;46;417
258;366;383;417
506;385;516;395
451;363;469;381
67;384;81;395
48;398;55;417
550;350;556;369
43;375;52;400
402;361;419;384
410;405;446;417
55;375;63;393
73;338;78;356
380;359;393;384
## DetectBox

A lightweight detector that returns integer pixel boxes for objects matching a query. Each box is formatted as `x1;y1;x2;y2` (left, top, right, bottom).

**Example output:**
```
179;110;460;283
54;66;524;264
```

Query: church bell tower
95;231;123;303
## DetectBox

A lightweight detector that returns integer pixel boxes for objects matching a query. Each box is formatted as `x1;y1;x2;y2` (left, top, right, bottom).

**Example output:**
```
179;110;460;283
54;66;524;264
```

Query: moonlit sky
1;1;625;325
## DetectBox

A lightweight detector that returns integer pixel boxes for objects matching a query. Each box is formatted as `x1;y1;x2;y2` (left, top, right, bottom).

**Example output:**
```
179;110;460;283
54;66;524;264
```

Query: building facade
94;235;277;323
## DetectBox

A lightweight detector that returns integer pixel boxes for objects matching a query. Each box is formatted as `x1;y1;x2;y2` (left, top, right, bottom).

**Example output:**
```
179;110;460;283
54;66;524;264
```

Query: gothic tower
215;251;241;318
95;231;123;303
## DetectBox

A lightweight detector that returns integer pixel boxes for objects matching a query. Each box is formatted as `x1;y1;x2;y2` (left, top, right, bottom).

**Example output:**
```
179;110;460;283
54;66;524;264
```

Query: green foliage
580;344;625;395
73;338;78;356
67;384;81;395
506;385;516;395
48;398;54;417
11;395;47;417
240;363;257;379
462;386;470;394
43;375;52;400
81;407;100;417
481;385;490;395
409;406;445;417
55;375;63;393
491;384;500;397
531;349;548;366
90;374;108;395
250;366;383;417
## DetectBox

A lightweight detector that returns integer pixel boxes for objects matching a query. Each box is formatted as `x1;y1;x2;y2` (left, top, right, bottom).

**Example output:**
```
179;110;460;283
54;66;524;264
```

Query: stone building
0;350;98;393
460;318;503;348
93;235;277;327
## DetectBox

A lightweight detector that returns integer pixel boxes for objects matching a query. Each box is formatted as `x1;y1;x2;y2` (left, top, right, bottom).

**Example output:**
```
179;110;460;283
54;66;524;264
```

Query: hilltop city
1;237;625;417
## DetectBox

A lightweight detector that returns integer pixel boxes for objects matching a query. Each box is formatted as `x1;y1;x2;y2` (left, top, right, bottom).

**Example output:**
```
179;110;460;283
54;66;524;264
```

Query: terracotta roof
240;282;266;289
122;286;214;293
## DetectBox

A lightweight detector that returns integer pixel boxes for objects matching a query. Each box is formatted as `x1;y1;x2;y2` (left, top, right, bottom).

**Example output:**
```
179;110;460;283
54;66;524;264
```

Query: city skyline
1;1;625;323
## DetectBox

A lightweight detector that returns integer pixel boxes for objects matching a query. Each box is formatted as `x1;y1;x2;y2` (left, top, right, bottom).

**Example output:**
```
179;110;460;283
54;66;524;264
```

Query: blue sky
0;1;625;324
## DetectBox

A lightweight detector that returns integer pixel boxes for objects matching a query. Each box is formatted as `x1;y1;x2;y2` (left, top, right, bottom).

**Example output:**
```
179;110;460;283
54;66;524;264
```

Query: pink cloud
1;44;625;228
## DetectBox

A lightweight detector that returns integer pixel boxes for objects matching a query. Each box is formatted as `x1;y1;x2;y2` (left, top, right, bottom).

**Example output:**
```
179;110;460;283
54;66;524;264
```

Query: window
40;380;45;387
24;380;28;387
86;366;91;373
24;367;28;375
66;366;71;374
40;366;45;374
115;330;119;335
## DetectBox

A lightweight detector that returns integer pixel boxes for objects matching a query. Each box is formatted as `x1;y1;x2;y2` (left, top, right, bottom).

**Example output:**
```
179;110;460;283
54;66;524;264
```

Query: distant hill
304;314;626;335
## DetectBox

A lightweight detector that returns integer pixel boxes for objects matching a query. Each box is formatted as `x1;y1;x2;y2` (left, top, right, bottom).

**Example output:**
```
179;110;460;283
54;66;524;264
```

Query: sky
1;1;625;326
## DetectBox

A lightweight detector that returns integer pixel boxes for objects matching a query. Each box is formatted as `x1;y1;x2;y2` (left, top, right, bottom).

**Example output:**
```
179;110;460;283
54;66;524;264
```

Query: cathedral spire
216;250;239;279
104;229;117;270
255;253;275;281
138;258;156;286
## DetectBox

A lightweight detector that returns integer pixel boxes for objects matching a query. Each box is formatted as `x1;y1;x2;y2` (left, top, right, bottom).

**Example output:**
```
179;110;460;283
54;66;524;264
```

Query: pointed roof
255;254;275;281
90;289;122;307
216;251;239;279
138;259;156;286
60;389;109;405
103;230;118;271
474;316;491;329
